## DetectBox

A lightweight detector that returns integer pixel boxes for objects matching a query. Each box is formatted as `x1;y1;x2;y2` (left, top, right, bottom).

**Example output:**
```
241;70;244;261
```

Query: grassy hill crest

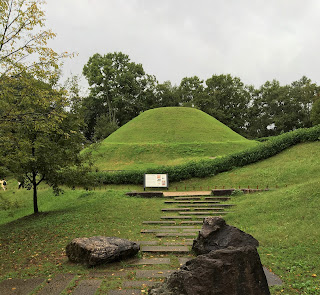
88;107;257;170
106;107;247;143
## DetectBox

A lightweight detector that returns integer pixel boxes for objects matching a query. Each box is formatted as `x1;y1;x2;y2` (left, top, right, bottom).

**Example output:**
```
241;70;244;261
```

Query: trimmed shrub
73;125;320;185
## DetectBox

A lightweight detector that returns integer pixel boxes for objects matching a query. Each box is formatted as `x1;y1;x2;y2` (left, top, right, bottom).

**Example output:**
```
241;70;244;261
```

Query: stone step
156;232;197;237
161;208;190;211
134;241;158;246
108;290;141;295
141;228;200;233
88;271;128;278
163;191;211;197
165;200;219;204
122;280;157;288
140;229;178;233
164;241;194;246
177;204;234;207
135;269;175;278
181;221;203;224
122;281;156;288
193;207;225;211
193;201;223;204
160;226;199;229
142;221;176;224
183;228;201;232
161;216;192;219
127;258;171;265
37;274;74;295
205;197;231;201
193;214;231;218
174;197;202;200
179;211;224;215
72;279;102;295
0;277;45;295
141;246;189;253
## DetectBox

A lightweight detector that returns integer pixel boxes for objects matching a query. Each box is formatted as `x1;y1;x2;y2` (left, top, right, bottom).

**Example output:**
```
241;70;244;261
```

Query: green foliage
81;50;319;140
177;141;320;191
246;77;319;138
82;52;158;140
93;114;119;142
311;98;320;125
89;125;320;185
230;189;244;196
0;74;87;213
0;0;70;81
199;74;250;135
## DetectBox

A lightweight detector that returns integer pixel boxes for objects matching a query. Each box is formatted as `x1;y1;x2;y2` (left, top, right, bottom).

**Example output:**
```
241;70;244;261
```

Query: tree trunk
32;170;38;214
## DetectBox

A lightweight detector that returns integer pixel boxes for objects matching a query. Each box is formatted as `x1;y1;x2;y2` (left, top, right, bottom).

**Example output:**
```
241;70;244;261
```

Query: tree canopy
0;0;85;214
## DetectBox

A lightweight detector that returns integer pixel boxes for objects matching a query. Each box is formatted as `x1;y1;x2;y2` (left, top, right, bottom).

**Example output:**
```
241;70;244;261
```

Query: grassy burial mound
89;107;257;170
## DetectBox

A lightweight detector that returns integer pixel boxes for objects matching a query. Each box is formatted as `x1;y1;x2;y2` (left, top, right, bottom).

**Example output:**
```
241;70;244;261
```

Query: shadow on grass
0;208;75;228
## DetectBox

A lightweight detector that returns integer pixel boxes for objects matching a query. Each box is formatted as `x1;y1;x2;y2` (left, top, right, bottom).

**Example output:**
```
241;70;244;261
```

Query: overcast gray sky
45;0;320;89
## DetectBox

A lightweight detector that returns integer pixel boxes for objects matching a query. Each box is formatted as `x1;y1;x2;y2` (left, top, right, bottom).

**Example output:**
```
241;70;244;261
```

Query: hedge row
88;125;320;185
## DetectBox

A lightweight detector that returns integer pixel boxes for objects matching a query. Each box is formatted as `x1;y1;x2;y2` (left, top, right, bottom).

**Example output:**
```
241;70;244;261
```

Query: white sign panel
144;174;168;189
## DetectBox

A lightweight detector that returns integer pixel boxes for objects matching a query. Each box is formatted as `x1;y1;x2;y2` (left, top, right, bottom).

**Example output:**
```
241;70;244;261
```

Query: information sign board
144;174;169;190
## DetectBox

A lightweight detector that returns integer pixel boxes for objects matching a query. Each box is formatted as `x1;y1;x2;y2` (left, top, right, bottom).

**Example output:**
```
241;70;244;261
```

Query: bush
66;125;320;185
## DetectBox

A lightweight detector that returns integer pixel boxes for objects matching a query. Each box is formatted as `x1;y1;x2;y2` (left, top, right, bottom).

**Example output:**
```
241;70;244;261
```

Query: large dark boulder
192;217;259;255
66;236;140;266
149;246;270;295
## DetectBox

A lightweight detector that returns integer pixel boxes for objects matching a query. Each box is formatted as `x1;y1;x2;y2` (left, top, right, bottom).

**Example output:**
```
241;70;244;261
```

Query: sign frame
144;174;169;191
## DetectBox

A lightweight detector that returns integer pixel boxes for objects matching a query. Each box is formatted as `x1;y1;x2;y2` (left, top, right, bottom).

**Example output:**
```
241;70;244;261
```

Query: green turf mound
106;107;247;143
89;107;258;170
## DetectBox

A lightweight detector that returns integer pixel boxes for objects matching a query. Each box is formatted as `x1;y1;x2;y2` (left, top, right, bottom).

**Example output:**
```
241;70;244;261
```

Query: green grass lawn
87;107;258;170
0;188;165;278
106;107;248;143
173;141;320;190
91;141;257;170
0;142;319;294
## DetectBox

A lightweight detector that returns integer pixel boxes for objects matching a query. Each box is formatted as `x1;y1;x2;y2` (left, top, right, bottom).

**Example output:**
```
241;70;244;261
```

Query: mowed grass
106;107;248;143
0;188;165;279
91;141;257;170
87;107;258;170
174;142;320;190
0;142;319;294
225;181;320;294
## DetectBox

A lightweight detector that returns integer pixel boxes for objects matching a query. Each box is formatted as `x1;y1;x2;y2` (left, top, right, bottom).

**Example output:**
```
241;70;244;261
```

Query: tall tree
178;76;204;107
82;52;158;141
154;80;180;107
311;97;320;125
200;74;250;135
289;76;319;128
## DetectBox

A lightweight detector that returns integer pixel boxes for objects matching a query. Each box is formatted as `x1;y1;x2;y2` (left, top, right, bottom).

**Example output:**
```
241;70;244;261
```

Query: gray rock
66;236;140;266
192;216;259;255
148;246;270;295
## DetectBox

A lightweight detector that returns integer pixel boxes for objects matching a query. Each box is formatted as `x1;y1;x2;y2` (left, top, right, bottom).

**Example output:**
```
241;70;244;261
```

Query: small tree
1;74;86;213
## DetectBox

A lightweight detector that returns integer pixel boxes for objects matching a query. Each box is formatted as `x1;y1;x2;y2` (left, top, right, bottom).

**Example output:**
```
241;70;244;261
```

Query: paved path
0;192;282;294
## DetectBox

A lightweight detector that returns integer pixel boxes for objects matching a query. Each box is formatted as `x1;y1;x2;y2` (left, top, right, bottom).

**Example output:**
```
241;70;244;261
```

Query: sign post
144;174;169;191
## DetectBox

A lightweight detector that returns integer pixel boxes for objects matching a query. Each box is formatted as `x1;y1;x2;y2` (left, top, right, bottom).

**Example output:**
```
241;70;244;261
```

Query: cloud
44;0;320;88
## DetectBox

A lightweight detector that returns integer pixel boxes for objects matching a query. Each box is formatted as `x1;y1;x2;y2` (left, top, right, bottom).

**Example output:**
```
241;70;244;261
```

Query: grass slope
106;107;247;143
174;141;320;189
89;107;258;170
0;142;319;294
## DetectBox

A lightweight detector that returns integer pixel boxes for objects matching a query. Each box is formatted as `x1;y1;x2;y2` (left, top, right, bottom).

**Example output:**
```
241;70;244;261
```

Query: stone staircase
0;191;282;295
